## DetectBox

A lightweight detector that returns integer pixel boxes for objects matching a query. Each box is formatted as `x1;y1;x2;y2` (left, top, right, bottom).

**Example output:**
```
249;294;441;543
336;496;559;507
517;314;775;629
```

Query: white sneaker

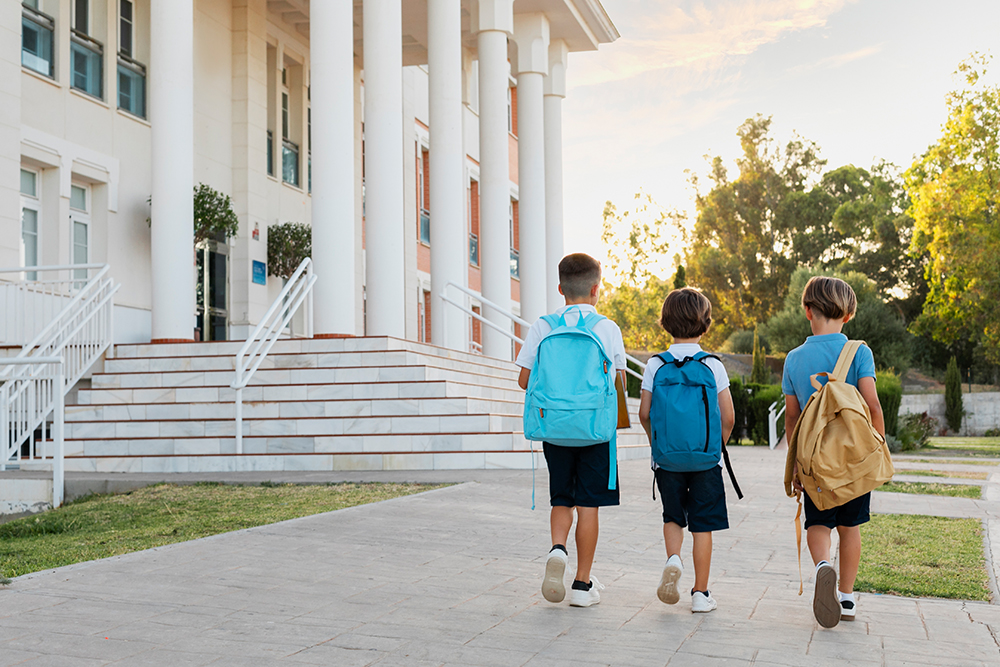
569;576;605;607
542;548;568;603
813;561;841;628
657;555;683;605
840;594;857;622
691;590;717;613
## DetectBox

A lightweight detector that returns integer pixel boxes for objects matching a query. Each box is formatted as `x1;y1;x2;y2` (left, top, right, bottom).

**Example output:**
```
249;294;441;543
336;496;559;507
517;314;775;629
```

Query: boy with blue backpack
639;288;738;613
517;253;627;608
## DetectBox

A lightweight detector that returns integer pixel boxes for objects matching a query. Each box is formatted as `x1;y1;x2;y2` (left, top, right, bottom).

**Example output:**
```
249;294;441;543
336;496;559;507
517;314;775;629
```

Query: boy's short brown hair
801;276;857;321
558;253;602;299
660;288;712;339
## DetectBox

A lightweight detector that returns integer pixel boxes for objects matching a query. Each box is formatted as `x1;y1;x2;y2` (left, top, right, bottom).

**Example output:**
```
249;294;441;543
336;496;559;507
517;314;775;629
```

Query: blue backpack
523;307;618;490
650;351;743;497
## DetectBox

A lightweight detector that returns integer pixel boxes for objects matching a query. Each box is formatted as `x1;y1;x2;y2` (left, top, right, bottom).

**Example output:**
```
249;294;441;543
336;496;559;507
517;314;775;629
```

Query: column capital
512;13;550;75
472;0;513;35
544;39;568;98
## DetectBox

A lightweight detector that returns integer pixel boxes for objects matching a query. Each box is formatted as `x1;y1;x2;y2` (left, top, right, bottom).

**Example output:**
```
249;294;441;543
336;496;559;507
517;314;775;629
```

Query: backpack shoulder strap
831;340;865;383
692;351;721;364
539;313;561;331
580;312;606;330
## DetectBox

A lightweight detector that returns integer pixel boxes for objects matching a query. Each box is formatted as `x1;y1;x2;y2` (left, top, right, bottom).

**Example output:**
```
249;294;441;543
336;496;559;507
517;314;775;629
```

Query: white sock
815;560;831;572
839;591;855;603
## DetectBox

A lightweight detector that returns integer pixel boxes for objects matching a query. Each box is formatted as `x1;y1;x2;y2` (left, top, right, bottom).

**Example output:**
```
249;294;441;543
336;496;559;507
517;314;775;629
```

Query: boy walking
516;253;627;608
782;276;885;627
639;288;736;613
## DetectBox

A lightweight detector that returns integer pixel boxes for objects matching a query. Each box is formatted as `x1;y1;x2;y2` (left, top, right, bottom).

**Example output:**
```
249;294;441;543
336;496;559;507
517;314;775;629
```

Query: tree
193;184;239;244
944;356;964;433
267;222;312;280
672;263;686;289
684;115;825;341
750;326;768;384
906;54;1000;363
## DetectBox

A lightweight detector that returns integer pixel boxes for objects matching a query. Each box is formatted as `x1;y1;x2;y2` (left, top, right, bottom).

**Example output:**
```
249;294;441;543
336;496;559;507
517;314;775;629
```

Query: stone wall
899;392;1000;436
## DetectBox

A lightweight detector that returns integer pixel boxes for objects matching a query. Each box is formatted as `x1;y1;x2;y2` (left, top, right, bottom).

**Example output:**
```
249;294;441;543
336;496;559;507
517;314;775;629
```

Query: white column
544;41;568;312
513;14;549;325
363;0;406;337
428;0;467;350
150;0;194;341
475;0;514;359
310;1;356;336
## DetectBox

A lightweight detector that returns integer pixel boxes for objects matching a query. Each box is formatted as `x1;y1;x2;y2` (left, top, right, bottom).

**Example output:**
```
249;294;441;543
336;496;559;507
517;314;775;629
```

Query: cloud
787;43;884;73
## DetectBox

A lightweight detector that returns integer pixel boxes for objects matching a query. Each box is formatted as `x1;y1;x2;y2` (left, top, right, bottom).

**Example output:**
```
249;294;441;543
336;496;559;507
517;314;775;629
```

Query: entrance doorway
195;236;229;341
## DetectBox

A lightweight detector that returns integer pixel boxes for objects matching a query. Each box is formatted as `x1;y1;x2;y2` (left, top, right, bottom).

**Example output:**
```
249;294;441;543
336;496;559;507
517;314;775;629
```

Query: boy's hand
791;462;804;493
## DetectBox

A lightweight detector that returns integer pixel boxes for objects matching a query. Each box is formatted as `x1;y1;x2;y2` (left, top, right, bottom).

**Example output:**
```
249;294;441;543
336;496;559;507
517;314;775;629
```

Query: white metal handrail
1;264;118;471
232;257;316;454
439;281;646;381
0;357;64;508
768;399;787;450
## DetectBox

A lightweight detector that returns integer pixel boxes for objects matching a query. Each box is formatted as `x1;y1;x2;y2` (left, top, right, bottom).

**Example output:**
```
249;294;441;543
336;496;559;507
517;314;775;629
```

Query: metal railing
768;399;787;450
1;264;118;479
232;257;316;454
439;281;646;381
0;357;64;508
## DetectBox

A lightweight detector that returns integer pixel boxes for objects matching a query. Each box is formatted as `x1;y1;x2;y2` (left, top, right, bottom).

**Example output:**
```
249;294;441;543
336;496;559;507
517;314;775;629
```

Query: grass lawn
901;458;999;467
896;470;989;481
925;437;1000;457
878;481;981;498
0;482;443;580
857;514;990;600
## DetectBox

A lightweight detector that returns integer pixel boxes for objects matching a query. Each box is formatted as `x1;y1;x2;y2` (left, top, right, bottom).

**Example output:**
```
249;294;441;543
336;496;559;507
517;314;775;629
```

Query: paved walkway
3;448;1000;666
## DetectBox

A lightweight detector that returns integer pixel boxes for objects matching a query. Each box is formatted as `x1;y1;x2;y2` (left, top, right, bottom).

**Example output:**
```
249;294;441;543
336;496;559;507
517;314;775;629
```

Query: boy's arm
784;395;803;491
718;387;735;444
518;367;530;390
639;390;652;442
857;376;885;437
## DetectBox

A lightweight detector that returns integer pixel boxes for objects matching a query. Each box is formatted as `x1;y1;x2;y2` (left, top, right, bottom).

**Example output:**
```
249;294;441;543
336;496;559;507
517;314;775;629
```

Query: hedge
875;370;902;437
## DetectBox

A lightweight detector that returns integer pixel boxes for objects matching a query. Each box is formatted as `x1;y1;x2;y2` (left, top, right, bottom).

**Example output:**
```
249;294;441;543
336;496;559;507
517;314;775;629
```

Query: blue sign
252;260;267;285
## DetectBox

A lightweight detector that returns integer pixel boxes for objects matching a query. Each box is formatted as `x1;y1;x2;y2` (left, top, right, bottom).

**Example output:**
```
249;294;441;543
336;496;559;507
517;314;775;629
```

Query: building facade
5;0;618;360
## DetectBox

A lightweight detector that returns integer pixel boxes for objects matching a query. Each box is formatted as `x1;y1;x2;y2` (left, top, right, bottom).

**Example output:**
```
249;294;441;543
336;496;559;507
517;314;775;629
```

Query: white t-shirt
641;344;730;469
515;304;627;371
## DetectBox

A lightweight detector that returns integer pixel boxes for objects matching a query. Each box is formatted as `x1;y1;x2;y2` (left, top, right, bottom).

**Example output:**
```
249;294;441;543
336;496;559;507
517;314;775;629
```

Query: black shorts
654;466;729;533
804;491;871;529
543;442;620;508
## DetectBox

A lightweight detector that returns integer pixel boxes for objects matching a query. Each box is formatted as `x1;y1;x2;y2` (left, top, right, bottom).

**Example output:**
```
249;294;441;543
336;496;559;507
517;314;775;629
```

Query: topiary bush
746;383;783;446
944;356;964;434
728;376;749;444
750;327;769;384
193;183;239;244
267;221;313;280
875;370;902;437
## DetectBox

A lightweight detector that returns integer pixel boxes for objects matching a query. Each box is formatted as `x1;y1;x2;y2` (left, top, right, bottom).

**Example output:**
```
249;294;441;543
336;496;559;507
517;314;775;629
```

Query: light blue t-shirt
781;333;876;410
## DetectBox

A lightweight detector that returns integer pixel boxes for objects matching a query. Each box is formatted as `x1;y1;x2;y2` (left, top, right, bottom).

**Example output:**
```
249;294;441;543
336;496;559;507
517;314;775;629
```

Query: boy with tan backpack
781;276;894;628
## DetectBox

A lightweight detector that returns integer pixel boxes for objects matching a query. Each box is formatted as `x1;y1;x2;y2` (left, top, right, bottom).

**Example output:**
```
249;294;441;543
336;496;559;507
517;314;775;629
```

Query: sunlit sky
560;0;1000;278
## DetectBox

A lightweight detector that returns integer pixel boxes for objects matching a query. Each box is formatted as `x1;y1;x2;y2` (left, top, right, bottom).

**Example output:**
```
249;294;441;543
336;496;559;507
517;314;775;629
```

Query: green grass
900;458;999;467
925;437;1000;457
895;470;989;480
878;481;981;498
858;514;990;600
0;482;443;580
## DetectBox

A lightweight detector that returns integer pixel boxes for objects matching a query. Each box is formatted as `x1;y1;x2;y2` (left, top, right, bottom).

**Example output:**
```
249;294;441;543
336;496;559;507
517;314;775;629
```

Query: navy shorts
804;491;871;529
654;466;729;533
543;442;620;508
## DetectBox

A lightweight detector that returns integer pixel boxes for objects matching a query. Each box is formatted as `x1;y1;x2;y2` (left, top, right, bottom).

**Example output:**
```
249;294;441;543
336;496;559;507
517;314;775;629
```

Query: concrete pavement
2;447;1000;666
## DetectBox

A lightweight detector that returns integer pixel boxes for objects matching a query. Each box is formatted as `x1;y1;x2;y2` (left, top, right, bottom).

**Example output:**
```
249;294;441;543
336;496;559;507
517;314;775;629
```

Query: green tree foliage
599;192;679;350
267;222;313;280
750;327;769;384
672;264;686;289
764;267;913;374
906;55;1000;363
875;370;903;437
944;356;964;433
193;184;239;245
722;329;769;355
684;115;825;339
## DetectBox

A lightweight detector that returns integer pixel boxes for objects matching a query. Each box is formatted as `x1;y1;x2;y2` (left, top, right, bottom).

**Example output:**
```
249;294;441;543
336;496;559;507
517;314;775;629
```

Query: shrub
193;183;240;244
746;383;783;446
875;370;902;437
723;329;769;355
729;376;749;443
884;434;903;454
267;221;313;280
750;327;769;384
944;356;964;433
984;428;1000;437
897;412;938;451
625;359;642;398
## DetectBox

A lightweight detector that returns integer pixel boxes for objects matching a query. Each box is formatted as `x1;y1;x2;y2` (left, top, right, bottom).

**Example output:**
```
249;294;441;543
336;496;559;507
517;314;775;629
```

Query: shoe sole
569;592;599;607
692;602;717;613
841;611;856;622
542;557;566;603
813;565;841;628
657;563;682;605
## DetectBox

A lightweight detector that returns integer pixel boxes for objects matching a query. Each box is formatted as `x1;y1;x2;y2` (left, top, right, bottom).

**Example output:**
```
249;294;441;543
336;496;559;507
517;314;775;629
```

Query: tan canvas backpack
783;340;894;511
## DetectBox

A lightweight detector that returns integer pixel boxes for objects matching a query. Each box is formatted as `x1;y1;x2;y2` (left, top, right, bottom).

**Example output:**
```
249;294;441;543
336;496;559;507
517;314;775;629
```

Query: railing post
235;386;243;455
306;261;314;339
53;363;65;508
106;285;115;359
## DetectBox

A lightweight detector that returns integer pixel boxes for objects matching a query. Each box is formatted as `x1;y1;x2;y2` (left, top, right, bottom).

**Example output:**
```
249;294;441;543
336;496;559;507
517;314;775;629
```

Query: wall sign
252;260;267;285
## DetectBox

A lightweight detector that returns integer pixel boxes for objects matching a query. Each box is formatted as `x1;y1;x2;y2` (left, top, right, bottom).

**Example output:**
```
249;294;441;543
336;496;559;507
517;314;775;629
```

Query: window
510;200;519;279
469;180;479;267
71;33;104;99
20;168;40;280
418;147;430;244
507;86;513;134
70;184;90;280
267;130;274;176
117;0;146;117
74;0;88;33
281;88;299;186
22;3;55;78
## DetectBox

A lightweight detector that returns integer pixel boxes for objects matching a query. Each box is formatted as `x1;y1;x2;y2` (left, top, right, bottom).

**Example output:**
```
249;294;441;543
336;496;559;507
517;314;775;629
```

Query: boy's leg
541;443;576;603
806;525;833;565
804;493;840;628
551;506;574;548
836;525;861;593
663;521;684;556
691;532;712;593
574;507;599;583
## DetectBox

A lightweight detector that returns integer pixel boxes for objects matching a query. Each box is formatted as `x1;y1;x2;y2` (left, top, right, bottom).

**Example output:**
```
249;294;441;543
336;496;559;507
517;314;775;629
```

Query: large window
22;3;55;78
71;1;103;99
70;184;90;280
117;0;146;117
509;200;519;279
418;147;430;244
281;87;299;187
469;180;479;267
20;168;40;280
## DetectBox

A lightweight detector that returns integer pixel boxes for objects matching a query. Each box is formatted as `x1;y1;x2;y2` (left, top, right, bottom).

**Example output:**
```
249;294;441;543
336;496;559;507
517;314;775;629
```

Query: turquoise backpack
523;307;618;491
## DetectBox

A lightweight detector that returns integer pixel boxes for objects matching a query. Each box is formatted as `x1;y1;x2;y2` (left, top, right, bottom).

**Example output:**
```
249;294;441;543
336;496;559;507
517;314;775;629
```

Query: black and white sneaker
840;597;856;622
542;548;568;603
813;562;840;628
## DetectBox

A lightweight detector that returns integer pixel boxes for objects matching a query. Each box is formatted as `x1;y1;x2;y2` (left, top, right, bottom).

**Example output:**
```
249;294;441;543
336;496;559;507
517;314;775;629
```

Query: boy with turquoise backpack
639;288;739;613
517;253;627;608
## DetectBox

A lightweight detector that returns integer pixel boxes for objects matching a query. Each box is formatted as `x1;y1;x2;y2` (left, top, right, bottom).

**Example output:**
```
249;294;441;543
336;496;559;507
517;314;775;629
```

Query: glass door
195;235;229;341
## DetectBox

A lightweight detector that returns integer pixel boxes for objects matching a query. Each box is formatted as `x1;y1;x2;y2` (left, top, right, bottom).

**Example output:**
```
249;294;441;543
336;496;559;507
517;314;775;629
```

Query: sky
560;0;1000;278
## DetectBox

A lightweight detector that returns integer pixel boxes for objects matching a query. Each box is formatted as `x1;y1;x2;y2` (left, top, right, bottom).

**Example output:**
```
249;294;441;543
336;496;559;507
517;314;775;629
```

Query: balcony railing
510;248;520;279
71;29;103;99
282;139;299;187
117;53;146;118
21;5;54;78
419;209;431;244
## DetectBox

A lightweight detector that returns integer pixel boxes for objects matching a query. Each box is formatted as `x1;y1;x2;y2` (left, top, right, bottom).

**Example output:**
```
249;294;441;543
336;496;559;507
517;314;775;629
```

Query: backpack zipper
701;386;711;452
